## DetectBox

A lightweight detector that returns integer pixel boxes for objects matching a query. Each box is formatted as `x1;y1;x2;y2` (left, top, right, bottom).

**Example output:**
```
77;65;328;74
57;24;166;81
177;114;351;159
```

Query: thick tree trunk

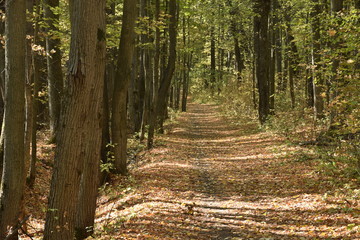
254;0;271;124
0;0;26;238
74;3;106;238
44;0;63;141
111;0;138;175
43;0;106;238
0;11;5;165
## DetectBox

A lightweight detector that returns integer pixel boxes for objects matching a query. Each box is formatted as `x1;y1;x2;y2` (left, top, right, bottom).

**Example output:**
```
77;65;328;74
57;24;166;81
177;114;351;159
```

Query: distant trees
147;0;178;148
0;0;358;238
111;0;138;175
44;0;63;140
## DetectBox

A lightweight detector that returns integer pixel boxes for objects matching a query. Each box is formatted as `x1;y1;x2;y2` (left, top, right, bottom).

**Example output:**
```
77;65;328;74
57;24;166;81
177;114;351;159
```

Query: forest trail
96;102;359;240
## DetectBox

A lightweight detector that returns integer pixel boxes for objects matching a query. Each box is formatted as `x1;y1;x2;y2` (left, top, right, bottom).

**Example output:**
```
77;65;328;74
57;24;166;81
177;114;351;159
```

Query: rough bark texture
111;0;138;175
0;11;5;165
0;0;26;238
43;0;106;238
254;0;271;124
44;0;63;140
74;2;106;239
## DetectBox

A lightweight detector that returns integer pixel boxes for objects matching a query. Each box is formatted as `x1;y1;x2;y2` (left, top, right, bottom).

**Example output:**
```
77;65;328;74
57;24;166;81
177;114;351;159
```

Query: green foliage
100;143;116;174
215;77;257;122
316;137;360;182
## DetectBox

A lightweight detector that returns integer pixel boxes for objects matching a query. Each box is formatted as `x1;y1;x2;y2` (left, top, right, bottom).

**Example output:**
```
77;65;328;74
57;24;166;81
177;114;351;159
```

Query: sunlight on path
96;103;359;240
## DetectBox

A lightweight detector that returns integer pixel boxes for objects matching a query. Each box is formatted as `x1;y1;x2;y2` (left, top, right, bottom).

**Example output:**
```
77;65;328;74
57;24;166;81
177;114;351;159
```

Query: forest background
0;0;359;239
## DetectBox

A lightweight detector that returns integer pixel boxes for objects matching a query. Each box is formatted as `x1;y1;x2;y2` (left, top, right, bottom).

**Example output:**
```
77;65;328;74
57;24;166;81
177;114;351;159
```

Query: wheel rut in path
98;102;360;240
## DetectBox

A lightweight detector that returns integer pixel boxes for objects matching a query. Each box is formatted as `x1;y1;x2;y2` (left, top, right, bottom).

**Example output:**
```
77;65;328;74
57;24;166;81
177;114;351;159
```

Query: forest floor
25;102;360;239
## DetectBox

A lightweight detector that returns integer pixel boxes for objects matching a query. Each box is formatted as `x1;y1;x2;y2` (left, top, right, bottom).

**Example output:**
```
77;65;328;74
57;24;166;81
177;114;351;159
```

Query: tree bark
111;0;138;175
0;9;5;166
74;2;106;234
254;0;271;124
0;0;26;238
43;0;106;238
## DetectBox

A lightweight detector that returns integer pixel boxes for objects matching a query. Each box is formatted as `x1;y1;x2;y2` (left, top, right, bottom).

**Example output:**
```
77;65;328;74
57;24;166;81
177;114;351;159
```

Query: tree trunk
147;0;161;148
128;47;139;133
269;4;276;113
274;0;283;88
0;0;26;238
285;14;297;109
254;0;271;124
139;0;151;142
44;0;63;141
311;0;324;118
0;10;5;166
181;16;188;112
210;27;216;93
148;0;177;149
24;0;34;199
111;0;138;175
27;1;42;188
43;0;106;238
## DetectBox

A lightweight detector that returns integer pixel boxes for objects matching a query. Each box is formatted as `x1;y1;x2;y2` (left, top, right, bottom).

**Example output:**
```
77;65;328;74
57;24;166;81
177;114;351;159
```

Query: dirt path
96;103;359;239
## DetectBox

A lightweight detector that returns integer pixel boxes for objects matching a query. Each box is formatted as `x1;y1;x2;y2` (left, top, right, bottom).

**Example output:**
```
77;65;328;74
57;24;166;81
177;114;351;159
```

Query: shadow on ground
95;103;359;240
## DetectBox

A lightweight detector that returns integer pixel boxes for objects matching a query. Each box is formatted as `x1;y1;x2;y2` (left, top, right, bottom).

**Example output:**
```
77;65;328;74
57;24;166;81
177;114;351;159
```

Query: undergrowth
195;79;360;198
264;98;360;197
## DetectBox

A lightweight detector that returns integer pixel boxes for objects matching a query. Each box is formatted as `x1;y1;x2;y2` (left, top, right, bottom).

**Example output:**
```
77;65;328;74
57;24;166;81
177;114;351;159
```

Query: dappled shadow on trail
95;103;359;240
